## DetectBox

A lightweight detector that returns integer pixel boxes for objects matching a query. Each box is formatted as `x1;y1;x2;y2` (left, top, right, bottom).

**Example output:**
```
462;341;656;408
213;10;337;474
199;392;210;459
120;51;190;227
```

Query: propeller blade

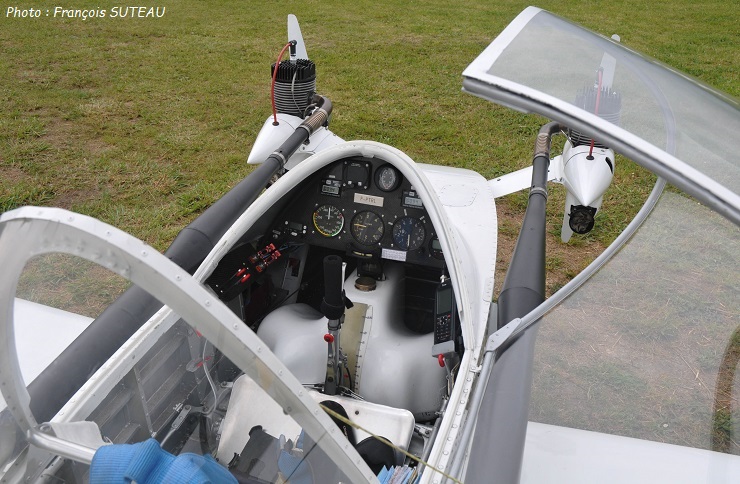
287;14;309;60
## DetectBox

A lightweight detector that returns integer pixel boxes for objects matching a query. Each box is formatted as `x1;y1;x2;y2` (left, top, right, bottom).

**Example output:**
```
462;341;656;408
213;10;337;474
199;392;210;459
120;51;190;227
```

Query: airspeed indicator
313;205;344;237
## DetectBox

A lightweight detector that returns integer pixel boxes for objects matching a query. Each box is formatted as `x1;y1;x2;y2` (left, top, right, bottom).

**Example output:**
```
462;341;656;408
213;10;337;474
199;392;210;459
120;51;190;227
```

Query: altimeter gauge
313;205;344;237
351;211;384;245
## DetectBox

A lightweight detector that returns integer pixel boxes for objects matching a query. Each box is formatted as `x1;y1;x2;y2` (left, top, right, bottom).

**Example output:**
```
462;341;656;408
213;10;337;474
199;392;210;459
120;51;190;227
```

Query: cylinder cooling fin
271;59;316;118
569;87;622;148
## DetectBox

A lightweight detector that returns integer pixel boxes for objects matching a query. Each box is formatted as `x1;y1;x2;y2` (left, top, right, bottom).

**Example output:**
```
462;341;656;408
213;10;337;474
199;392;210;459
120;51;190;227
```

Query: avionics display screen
436;287;452;314
404;196;423;208
321;185;340;195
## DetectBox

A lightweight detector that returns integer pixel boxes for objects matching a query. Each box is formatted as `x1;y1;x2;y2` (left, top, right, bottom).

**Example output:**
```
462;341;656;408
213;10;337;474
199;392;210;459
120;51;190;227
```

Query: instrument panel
268;156;445;268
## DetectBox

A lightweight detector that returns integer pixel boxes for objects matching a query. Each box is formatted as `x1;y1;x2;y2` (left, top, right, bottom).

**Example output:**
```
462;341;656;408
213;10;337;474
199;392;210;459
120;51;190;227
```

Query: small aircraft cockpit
200;152;471;474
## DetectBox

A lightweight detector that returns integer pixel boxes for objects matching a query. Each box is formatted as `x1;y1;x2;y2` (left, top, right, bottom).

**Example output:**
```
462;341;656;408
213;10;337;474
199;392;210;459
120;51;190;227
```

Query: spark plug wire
271;41;296;125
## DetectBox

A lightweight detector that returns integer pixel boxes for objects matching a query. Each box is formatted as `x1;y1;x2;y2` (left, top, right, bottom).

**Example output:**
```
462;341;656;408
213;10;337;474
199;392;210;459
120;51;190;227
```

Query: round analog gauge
375;164;401;192
392;217;426;251
351;211;384;245
313;205;344;237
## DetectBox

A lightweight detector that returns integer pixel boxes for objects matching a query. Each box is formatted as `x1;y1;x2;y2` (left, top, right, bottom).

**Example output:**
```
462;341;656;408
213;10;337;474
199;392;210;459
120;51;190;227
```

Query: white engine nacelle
559;140;615;242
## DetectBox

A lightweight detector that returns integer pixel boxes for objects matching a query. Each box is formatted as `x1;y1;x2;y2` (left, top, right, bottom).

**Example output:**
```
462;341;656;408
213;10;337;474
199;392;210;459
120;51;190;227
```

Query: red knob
324;334;334;343
438;354;445;367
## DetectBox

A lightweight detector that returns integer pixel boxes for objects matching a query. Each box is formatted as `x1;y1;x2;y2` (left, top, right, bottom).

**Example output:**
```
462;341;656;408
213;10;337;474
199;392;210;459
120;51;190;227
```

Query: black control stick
321;255;345;321
322;255;345;395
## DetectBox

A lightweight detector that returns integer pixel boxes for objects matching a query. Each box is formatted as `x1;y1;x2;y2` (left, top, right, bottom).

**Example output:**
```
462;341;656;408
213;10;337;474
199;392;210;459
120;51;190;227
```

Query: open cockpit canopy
461;8;739;481
463;6;740;224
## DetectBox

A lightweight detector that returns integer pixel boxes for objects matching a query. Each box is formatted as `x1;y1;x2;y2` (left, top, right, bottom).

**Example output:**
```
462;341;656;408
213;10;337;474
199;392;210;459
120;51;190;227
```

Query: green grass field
2;0;737;252
2;0;738;458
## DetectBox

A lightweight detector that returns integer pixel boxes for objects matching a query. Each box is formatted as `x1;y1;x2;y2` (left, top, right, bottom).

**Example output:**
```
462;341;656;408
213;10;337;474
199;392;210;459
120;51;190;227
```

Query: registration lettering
354;193;384;207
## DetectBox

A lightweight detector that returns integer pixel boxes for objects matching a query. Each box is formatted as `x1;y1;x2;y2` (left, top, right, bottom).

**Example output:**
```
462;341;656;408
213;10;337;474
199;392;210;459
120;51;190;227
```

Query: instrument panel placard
354;193;384;207
381;248;407;262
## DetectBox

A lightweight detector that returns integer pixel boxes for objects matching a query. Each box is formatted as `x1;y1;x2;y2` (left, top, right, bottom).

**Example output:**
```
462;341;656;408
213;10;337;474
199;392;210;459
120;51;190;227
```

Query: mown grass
531;192;740;454
2;0;738;458
1;0;737;252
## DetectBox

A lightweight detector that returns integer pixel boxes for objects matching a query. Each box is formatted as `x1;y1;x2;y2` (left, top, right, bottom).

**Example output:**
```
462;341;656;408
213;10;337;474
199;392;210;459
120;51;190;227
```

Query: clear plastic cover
0;209;382;482
530;191;739;454
465;8;740;195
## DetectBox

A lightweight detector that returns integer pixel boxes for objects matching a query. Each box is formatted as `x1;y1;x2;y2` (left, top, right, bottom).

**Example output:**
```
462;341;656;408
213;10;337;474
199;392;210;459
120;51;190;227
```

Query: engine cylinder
271;59;316;118
569;87;622;148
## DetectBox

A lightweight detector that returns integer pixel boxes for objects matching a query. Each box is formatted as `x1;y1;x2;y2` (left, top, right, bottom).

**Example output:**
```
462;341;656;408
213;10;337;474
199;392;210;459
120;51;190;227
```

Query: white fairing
246;113;345;169
0;300;93;410
559;141;614;242
561;142;614;207
522;423;740;483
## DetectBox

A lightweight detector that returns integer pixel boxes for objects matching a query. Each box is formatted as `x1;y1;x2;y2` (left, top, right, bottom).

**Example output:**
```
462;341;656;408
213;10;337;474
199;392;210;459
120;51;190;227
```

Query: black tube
24;96;334;424
321;255;345;321
497;121;562;329
25;157;283;424
26;292;160;424
465;122;562;484
166;157;283;273
167;94;332;274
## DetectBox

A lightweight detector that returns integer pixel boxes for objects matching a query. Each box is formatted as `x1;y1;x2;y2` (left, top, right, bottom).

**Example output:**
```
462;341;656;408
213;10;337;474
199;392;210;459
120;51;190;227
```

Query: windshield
0;208;380;483
530;190;739;454
461;7;740;478
463;7;740;224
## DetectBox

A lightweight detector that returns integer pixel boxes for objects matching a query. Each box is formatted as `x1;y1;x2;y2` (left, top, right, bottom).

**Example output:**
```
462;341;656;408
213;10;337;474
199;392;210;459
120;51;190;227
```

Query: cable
271;42;295;125
201;339;219;416
291;70;303;117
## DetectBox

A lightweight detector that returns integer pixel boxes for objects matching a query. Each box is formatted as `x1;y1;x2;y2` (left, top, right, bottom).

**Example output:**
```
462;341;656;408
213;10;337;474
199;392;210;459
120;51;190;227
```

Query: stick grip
321;255;344;320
